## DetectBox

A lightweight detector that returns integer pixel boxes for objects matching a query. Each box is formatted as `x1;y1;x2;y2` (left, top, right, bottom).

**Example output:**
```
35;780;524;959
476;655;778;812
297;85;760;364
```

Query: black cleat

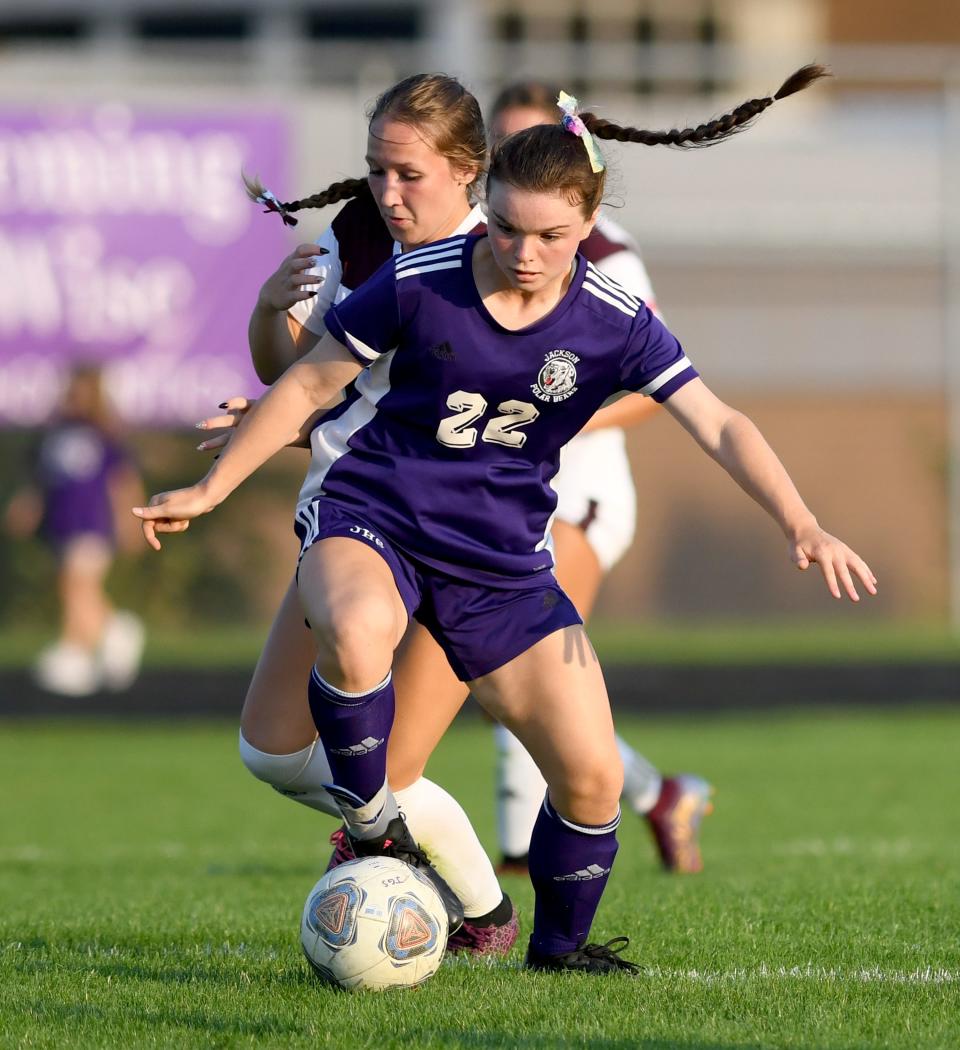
348;816;465;934
525;936;641;975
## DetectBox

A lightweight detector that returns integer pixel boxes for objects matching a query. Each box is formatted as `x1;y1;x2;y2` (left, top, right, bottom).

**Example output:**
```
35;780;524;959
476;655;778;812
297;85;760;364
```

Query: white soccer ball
300;856;448;992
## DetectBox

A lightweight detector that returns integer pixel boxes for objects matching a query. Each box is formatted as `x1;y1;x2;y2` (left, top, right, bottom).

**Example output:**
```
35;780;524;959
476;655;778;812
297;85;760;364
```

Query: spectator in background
4;363;145;696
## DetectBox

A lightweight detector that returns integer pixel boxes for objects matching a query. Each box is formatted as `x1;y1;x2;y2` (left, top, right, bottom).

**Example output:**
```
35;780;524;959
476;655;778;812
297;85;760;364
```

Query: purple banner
0;104;291;425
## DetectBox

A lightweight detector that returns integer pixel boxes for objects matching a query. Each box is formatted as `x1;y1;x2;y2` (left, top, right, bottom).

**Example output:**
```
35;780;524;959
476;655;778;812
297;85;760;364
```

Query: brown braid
277;178;371;213
242;173;370;226
582;63;829;150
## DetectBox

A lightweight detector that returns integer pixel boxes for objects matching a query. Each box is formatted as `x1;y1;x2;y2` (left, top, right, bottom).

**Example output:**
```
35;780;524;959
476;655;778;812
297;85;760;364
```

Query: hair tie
255;187;298;227
557;91;605;174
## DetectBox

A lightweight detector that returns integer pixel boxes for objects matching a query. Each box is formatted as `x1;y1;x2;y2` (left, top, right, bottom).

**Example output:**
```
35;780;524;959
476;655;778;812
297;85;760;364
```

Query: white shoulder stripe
583;279;638;318
585;263;641;310
341;329;380;362
396;244;464;270
586;260;641;301
399;237;466;264
638;356;694;396
396;259;462;281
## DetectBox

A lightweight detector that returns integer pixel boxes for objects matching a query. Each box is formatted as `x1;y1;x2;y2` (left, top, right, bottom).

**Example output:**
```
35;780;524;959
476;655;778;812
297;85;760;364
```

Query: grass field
1;707;958;1049
4;621;960;670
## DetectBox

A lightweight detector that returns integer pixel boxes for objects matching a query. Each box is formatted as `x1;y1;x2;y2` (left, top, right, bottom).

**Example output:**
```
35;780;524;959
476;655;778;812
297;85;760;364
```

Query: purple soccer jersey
35;421;128;546
298;233;696;584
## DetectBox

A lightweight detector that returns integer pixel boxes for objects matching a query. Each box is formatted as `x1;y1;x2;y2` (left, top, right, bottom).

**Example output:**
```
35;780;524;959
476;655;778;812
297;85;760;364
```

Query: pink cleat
447;897;519;957
325;826;354;871
645;775;714;874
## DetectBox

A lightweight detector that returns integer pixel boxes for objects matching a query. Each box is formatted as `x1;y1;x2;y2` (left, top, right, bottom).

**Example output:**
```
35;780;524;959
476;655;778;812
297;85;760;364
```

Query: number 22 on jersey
436;390;540;449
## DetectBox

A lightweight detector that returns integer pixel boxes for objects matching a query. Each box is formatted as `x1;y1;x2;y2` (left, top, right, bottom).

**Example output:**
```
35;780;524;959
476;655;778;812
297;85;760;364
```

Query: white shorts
552;428;637;572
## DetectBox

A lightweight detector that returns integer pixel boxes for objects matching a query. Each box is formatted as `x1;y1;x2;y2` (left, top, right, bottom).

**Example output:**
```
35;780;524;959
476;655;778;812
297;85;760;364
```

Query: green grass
3;621;960;670
1;708;958;1048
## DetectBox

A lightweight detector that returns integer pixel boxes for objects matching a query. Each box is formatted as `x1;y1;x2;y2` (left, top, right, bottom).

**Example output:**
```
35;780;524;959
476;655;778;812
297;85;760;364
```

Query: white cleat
98;611;145;691
33;642;101;697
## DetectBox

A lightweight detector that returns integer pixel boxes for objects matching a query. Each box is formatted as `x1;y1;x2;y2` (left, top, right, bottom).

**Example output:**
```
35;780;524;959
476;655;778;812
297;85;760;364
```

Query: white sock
493;726;666;853
494;723;546;858
238;731;340;817
240;732;503;918
395;777;504;919
617;736;662;814
325;780;399;841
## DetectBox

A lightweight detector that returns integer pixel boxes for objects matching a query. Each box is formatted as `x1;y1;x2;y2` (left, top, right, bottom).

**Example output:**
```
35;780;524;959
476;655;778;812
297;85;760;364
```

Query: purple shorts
294;499;582;682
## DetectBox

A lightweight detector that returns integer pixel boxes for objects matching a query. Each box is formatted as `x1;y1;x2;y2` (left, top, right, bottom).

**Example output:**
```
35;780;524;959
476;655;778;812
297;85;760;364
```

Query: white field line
440;954;960;985
638;964;958;986
771;837;915;859
4;940;956;986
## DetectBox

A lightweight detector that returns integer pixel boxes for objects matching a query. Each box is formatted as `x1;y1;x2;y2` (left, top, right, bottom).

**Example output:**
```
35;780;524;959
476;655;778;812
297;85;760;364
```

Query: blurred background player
485;81;713;876
4;364;145;696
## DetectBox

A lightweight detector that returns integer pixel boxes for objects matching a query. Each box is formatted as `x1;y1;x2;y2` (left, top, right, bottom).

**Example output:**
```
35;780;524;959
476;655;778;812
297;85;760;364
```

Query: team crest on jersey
531;349;579;403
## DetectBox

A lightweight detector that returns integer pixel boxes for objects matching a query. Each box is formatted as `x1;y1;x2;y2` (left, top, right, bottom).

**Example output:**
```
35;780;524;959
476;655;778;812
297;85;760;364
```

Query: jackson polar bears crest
531;349;579;403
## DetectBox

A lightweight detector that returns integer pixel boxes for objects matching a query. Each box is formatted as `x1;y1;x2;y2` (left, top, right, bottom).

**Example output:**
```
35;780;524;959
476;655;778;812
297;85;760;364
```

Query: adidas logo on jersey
329;736;386;757
430;341;455;361
553;863;611;882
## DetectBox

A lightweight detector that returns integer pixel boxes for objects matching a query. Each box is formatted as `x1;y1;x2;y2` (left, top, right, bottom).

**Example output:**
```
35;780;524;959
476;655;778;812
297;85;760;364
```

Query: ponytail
581;63;829;150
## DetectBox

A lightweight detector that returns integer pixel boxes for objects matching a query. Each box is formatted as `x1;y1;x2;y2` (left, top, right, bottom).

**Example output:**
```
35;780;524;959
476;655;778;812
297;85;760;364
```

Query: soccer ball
300;856;448;991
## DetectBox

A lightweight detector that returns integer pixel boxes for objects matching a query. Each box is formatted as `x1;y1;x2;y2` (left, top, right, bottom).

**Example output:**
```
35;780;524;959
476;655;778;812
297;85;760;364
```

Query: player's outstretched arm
133;333;362;549
663;378;877;602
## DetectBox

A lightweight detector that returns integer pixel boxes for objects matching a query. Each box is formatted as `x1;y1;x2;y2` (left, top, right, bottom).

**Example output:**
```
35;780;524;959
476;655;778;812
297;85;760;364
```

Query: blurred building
3;2;959;93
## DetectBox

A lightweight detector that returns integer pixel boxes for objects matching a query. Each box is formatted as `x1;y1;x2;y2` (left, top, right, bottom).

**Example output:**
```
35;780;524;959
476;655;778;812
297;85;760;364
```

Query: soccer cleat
347;816;465;934
447;897;519;957
98;610;145;691
524;936;640;975
32;642;101;697
494;853;530;877
645;774;714;874
325;826;354;872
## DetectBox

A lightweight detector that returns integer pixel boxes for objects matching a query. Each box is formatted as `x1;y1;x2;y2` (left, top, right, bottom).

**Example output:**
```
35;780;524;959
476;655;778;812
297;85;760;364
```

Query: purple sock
528;796;621;956
307;667;395;804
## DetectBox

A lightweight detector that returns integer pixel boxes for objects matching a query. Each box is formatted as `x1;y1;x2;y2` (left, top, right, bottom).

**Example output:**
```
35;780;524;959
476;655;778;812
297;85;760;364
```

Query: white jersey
553;212;659;569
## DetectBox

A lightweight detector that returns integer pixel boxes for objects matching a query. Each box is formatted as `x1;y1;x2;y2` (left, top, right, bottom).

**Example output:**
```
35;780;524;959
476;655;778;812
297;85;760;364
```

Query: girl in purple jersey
5;364;145;696
485;81;711;877
219;77;710;898
137;64;876;975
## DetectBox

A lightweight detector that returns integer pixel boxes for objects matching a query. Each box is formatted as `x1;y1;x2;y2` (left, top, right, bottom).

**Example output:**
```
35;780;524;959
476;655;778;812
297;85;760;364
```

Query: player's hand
132;485;219;551
789;525;877;602
257;244;328;312
195;397;254;453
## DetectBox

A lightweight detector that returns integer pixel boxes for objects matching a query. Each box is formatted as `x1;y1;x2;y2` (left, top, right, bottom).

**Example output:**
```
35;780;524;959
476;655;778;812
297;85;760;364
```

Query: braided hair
582;63;829;149
488;64;829;217
242;173;370;226
244;73;486;226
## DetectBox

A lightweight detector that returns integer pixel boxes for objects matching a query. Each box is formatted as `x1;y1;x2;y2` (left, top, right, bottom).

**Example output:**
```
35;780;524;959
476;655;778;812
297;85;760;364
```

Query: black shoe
348;816;465;934
524;936;640;975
